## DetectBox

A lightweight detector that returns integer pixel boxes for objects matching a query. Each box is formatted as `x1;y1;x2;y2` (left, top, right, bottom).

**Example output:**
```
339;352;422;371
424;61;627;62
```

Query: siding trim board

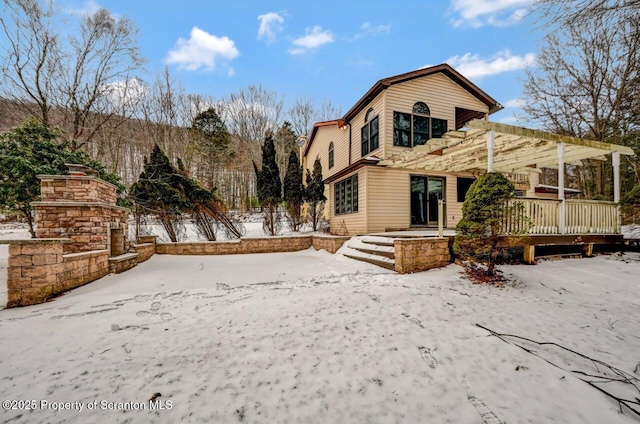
324;158;380;184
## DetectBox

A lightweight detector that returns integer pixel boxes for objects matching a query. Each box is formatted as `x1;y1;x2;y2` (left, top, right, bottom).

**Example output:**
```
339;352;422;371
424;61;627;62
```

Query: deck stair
341;236;397;271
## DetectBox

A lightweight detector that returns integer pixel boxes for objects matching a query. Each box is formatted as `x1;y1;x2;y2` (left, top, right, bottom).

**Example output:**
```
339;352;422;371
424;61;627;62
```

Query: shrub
454;172;528;278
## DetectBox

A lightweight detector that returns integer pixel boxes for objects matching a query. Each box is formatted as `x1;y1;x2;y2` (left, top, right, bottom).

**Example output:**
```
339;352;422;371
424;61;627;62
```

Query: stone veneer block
394;237;451;274
154;234;353;256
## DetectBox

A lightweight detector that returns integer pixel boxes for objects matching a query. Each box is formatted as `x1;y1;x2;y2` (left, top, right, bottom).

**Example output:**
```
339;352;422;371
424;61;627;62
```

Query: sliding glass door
410;176;444;226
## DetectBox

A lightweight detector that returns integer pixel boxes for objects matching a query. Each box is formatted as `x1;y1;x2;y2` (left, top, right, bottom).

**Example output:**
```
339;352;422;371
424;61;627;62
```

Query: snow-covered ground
624;224;640;239
1;247;639;423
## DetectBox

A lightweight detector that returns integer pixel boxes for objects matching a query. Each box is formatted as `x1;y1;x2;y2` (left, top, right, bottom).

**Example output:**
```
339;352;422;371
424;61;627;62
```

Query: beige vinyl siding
365;167;474;233
329;168;367;235
366;167;410;233
305;125;349;180
383;73;489;159
350;94;385;161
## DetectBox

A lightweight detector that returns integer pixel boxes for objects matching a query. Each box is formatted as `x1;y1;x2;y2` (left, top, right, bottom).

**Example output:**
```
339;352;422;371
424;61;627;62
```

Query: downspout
347;122;352;165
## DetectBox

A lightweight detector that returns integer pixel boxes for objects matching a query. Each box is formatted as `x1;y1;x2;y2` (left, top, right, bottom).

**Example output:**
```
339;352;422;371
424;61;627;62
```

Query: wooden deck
504;198;619;235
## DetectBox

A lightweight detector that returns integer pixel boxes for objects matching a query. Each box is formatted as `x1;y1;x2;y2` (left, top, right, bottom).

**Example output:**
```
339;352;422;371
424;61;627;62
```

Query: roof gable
303;64;502;158
342;63;502;123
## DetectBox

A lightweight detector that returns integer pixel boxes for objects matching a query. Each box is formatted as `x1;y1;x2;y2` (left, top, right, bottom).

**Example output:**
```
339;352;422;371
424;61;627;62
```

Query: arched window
328;142;334;169
413;102;430;115
361;108;379;155
365;108;376;123
393;101;447;147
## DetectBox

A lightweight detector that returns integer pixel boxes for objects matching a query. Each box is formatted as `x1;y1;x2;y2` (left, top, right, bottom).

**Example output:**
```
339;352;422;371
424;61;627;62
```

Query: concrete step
350;246;395;259
360;238;395;247
343;253;395;271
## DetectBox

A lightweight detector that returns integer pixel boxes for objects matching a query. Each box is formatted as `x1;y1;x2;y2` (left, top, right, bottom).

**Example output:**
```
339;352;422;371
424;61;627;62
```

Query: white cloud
504;98;525;108
354;22;391;39
287;48;306;55
227;67;236;77
288;26;335;55
498;115;521;124
257;12;285;44
165;27;239;72
443;49;535;79
102;78;147;107
449;0;531;27
64;0;101;16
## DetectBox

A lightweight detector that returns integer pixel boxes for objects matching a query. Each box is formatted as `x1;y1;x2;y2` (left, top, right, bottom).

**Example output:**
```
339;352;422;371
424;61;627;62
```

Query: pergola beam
381;121;635;178
466;119;635;155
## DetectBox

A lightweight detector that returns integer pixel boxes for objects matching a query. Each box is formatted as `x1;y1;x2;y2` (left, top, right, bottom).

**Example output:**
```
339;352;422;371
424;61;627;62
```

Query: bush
0;120;123;237
620;184;640;223
454;172;527;278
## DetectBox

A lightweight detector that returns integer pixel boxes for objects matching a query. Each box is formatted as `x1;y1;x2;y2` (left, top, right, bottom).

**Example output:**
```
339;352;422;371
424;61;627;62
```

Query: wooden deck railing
503;198;618;235
565;199;618;234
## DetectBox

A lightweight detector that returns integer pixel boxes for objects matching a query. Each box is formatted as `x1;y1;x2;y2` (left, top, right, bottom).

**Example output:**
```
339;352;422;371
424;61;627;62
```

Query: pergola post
557;142;566;234
486;130;495;172
613;152;621;232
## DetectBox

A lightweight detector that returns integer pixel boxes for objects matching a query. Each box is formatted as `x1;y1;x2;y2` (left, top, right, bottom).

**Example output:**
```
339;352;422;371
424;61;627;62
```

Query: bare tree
62;8;144;149
318;100;342;122
139;68;190;159
532;0;640;26
223;84;284;159
287;96;343;138
220;85;284;210
1;2;144;150
522;9;640;196
0;0;61;127
288;95;317;137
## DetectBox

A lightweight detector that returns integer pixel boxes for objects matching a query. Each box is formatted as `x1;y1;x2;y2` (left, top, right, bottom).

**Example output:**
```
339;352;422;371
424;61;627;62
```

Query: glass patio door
410;176;444;226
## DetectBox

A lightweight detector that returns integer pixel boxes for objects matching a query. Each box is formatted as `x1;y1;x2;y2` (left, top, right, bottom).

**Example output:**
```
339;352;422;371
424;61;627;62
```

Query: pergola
379;119;635;234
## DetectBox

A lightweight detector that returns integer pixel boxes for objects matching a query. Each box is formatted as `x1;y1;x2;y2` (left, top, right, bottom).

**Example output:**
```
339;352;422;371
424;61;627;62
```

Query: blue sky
60;0;540;124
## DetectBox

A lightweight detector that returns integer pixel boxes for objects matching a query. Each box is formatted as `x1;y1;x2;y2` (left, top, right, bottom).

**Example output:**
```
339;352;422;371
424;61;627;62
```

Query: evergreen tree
130;145;189;242
190;107;235;188
283;149;304;231
454;172;528;278
253;133;282;235
304;157;326;231
0;120;122;237
130;145;242;242
620;183;640;223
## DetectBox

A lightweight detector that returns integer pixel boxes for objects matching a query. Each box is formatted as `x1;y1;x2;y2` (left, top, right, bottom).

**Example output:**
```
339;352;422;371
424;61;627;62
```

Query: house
302;64;634;237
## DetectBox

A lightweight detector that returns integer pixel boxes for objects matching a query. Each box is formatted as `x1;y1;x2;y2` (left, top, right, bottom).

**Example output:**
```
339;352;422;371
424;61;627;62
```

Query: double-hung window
393;102;448;147
361;108;379;156
328;142;334;169
334;175;359;215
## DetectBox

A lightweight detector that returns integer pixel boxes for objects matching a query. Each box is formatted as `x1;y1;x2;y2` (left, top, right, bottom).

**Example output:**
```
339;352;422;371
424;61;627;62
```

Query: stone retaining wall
394;237;451;274
311;235;351;254
109;253;139;274
156;236;313;255
155;234;350;256
5;239;110;307
63;250;110;290
6;239;67;307
132;243;155;263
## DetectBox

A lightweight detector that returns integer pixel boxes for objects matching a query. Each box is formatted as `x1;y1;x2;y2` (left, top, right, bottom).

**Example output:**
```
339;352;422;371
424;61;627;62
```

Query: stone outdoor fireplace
31;164;130;255
110;227;125;257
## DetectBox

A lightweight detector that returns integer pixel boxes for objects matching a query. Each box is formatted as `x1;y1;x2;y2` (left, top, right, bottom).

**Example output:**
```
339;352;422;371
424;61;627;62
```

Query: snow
1;247;640;423
135;220;321;242
337;235;395;265
623;224;640;239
